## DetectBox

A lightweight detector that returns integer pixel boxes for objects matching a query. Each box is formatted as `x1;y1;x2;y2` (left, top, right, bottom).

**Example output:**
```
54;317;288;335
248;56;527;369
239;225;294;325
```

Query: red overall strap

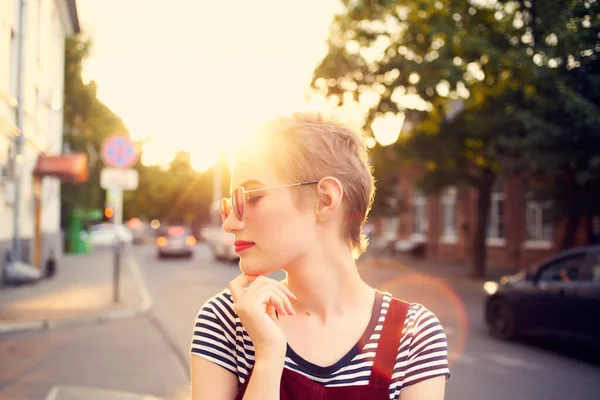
369;298;410;387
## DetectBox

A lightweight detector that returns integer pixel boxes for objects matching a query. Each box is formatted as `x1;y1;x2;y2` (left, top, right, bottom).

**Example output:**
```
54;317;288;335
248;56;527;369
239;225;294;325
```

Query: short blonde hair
239;112;376;258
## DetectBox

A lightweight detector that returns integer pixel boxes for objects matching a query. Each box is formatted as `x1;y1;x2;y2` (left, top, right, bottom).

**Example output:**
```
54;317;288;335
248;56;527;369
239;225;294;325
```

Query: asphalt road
134;243;600;400
2;243;597;400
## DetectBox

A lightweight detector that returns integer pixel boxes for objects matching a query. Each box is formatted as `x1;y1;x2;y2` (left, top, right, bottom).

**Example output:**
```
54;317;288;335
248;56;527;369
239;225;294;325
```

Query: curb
44;384;165;400
0;252;153;335
360;253;501;292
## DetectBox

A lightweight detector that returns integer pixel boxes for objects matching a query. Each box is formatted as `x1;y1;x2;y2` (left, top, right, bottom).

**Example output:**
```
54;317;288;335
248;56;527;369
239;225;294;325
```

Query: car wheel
488;298;517;340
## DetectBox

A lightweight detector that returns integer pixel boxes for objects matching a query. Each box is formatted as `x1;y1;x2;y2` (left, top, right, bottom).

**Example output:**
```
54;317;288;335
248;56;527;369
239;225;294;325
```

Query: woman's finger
266;290;287;315
271;286;296;315
266;304;278;321
249;288;288;316
276;282;297;300
228;274;250;303
246;276;297;301
244;275;270;293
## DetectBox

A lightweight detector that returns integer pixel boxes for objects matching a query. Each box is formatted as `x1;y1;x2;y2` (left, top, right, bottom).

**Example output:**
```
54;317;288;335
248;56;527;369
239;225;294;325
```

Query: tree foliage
62;35;129;219
314;0;600;277
62;35;226;232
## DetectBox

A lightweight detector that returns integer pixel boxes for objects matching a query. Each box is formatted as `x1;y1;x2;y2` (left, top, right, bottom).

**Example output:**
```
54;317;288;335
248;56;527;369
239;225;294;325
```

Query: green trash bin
67;209;90;254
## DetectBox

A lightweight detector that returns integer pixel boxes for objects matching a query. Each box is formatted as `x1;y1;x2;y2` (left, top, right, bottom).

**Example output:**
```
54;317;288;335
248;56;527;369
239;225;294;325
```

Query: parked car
87;224;133;248
127;218;150;244
156;226;196;258
200;225;238;262
484;245;600;347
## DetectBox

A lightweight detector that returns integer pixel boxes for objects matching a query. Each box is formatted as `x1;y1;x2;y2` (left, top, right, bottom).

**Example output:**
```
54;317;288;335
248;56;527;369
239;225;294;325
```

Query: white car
156;226;196;258
87;224;133;248
200;225;238;261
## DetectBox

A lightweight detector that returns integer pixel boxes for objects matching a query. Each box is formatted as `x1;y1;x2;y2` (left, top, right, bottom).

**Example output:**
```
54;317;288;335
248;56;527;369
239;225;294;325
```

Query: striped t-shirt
190;290;450;399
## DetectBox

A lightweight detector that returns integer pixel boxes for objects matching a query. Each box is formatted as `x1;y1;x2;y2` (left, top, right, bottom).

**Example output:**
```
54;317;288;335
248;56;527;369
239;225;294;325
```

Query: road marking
44;386;59;400
489;353;543;371
44;385;165;400
450;353;478;365
0;320;44;334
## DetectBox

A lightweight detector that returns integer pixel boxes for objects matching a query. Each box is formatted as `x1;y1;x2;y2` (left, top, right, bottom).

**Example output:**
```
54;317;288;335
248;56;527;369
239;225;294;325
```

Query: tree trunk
589;215;600;245
471;172;495;279
560;213;581;250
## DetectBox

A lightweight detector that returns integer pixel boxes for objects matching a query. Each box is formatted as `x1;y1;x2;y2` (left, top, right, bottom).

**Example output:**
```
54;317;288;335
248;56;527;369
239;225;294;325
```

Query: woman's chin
239;259;279;277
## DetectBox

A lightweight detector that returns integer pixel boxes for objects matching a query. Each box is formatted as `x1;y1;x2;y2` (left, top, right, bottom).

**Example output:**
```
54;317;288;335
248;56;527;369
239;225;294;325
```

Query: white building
0;0;80;276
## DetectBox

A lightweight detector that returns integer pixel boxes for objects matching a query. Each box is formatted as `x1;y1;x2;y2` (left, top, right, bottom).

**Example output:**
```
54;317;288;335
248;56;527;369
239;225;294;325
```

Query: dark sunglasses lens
233;188;244;221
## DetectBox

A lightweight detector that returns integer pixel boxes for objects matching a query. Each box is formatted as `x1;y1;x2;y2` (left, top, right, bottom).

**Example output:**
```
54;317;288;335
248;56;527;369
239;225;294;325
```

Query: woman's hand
229;274;296;366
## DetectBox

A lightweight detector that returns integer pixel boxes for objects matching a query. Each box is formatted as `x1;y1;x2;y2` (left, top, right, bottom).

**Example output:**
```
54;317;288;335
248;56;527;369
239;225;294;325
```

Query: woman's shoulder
205;289;236;307
192;289;240;350
381;296;451;394
197;289;238;323
381;293;446;333
382;292;440;317
191;290;242;375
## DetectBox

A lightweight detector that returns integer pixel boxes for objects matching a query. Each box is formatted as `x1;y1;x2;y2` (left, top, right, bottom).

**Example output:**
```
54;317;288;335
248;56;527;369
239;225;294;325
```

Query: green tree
506;0;600;248
62;35;129;219
62;35;224;232
313;0;599;277
123;151;228;234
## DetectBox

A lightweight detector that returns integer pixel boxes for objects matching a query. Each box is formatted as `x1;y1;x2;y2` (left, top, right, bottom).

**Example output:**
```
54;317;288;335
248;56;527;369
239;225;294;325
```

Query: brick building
375;173;592;272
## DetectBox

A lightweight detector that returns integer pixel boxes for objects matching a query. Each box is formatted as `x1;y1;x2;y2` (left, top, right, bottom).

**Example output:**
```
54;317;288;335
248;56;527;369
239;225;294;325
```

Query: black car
484;246;600;346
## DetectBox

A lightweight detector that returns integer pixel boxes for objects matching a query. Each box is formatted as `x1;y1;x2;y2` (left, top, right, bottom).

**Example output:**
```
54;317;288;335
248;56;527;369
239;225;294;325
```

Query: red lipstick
234;240;255;253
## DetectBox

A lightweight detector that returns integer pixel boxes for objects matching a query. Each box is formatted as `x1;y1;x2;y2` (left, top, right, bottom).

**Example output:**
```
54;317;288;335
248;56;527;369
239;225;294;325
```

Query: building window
487;182;505;245
440;187;457;243
383;217;400;242
525;193;553;248
412;192;427;240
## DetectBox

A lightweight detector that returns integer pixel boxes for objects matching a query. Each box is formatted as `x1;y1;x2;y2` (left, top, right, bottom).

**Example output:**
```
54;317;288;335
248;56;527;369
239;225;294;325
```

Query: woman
190;112;450;399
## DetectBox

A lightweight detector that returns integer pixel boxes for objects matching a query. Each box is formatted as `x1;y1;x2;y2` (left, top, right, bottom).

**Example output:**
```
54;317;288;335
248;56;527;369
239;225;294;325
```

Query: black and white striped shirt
190;290;450;399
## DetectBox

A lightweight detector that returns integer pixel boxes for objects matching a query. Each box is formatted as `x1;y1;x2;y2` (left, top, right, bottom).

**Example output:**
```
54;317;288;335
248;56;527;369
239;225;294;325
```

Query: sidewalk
0;248;150;333
0;248;188;400
0;312;188;400
360;249;517;291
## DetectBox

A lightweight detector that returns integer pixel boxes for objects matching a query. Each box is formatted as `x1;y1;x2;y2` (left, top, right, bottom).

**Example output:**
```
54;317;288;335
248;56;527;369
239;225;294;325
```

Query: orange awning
33;153;88;183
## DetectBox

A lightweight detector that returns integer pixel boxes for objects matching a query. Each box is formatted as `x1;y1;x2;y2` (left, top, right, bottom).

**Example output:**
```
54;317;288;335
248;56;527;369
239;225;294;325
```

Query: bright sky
77;0;350;171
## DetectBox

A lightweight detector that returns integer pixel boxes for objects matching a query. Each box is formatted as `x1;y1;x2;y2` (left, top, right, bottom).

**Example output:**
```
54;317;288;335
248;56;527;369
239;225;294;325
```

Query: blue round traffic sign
101;136;138;168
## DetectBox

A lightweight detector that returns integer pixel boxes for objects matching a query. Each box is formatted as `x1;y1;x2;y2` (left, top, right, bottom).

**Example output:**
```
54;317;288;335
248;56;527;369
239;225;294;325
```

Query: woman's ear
315;177;344;221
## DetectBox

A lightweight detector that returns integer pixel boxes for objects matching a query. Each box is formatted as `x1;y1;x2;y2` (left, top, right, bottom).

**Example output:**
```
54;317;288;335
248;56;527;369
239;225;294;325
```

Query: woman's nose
222;212;243;233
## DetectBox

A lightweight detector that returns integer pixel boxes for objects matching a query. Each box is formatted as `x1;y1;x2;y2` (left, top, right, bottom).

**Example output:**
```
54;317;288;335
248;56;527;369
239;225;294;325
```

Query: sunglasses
219;180;320;222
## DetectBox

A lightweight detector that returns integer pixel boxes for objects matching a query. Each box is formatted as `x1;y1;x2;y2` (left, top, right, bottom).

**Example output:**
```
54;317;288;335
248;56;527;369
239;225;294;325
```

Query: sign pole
112;188;123;304
100;135;139;305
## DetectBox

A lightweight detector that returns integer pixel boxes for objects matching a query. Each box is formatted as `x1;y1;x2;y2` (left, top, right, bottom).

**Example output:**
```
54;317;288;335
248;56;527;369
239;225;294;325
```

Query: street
137;243;600;400
1;243;599;399
2;1;599;399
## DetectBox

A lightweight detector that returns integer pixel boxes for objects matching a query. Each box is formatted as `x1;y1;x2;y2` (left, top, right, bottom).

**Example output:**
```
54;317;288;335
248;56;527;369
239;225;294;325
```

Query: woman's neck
283;248;374;322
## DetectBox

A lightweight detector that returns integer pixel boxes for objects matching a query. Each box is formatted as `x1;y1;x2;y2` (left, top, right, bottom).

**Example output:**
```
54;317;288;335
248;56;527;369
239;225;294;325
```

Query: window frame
524;193;554;249
440;187;458;244
486;188;505;246
411;192;427;242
